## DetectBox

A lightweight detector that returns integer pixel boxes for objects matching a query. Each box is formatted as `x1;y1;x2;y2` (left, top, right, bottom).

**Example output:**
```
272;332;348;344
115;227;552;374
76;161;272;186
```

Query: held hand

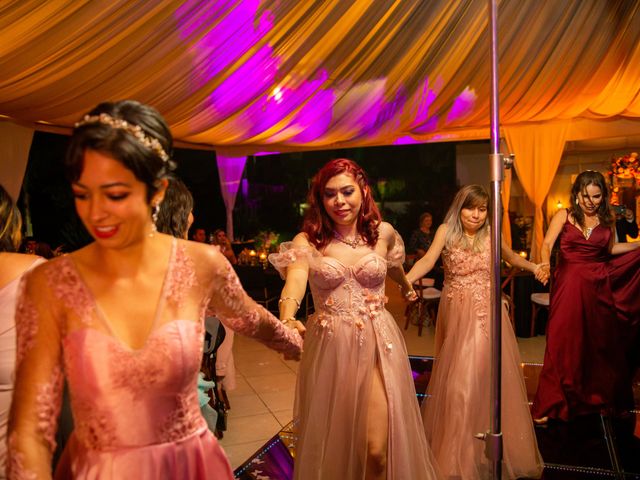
534;263;550;286
400;286;418;303
283;318;306;338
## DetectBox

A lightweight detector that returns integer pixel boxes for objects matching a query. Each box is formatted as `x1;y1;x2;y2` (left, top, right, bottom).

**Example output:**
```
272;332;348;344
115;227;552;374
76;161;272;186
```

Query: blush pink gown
270;232;441;480
7;239;302;479
422;238;543;480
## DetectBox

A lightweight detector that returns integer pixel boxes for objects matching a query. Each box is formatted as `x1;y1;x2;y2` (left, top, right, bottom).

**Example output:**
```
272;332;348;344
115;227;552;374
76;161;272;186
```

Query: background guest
191;227;207;243
211;229;237;265
408;212;434;260
615;207;638;242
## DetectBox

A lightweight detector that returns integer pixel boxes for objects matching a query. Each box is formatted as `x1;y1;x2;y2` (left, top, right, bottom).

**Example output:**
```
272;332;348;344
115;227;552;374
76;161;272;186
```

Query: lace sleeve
7;268;64;480
387;230;406;268
268;241;317;279
207;258;303;361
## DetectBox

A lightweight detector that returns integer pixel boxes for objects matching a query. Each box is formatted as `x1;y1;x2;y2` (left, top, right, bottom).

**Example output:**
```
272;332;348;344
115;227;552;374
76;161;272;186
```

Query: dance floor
234;357;640;479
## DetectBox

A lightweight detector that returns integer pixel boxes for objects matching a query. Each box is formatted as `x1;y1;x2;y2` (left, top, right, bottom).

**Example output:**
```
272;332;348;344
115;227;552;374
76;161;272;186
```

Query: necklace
333;231;363;249
464;232;476;239
583;220;599;240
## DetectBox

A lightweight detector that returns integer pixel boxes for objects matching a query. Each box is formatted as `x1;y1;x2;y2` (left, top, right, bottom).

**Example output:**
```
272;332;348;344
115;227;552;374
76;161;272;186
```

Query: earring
150;203;160;236
575;198;579;205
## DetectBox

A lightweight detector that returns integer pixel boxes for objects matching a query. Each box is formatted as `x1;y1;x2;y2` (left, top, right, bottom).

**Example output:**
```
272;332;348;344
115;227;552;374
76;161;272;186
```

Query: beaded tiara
74;113;170;163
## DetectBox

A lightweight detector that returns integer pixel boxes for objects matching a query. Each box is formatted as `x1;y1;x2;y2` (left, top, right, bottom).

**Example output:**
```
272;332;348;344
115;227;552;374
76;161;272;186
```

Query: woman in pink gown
0;184;46;478
7;100;302;480
269;159;441;480
407;185;544;480
533;171;640;422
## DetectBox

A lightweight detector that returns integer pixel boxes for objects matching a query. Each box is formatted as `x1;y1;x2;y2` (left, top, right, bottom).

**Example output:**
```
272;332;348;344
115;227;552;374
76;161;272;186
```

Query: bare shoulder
435;223;448;237
378;221;396;240
292;232;311;247
181;238;225;266
555;209;569;221
0;253;45;286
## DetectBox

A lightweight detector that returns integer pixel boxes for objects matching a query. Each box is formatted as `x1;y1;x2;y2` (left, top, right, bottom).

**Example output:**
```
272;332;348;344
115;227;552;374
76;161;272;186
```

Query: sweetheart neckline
318;251;386;269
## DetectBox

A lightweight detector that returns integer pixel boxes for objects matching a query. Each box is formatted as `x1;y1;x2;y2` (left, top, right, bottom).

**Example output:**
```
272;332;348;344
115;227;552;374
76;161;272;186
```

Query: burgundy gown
532;218;640;421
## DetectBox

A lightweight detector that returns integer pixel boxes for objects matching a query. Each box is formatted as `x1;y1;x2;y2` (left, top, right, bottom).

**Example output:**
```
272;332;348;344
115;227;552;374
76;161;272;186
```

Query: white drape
216;154;247;241
0;121;34;201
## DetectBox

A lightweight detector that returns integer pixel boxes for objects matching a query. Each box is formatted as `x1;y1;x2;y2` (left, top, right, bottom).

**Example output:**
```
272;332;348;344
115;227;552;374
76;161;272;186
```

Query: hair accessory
75;113;170;163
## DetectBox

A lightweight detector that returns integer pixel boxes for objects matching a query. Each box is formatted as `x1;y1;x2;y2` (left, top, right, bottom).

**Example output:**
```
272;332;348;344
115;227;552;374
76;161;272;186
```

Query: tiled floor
220;279;548;469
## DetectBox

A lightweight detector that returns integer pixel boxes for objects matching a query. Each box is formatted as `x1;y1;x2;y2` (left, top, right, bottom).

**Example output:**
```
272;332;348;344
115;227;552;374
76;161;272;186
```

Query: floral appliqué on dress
442;243;491;337
164;245;198;308
35;365;64;453
158;390;204;442
7;433;37;480
14;281;39;368
46;257;94;326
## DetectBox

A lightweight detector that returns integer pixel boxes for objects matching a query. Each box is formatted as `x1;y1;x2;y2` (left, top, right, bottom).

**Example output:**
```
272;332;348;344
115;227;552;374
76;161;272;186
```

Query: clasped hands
283;317;306;338
534;263;550;285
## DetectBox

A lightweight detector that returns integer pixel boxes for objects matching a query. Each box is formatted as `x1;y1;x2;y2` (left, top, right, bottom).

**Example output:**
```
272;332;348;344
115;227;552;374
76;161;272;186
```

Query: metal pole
487;0;503;478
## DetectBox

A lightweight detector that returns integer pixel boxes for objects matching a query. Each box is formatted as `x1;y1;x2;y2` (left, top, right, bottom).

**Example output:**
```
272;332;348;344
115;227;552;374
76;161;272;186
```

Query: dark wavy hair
569;171;613;229
156;176;194;239
302;158;381;250
64;100;176;203
0;184;22;252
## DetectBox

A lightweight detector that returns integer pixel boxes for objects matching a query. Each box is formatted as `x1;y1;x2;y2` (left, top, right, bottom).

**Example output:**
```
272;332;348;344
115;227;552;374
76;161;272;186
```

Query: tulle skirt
293;309;441;479
423;287;543;479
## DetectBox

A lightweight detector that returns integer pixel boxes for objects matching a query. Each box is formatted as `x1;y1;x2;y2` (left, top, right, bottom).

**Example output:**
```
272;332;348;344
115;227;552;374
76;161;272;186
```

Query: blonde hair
443;185;490;252
0;185;22;252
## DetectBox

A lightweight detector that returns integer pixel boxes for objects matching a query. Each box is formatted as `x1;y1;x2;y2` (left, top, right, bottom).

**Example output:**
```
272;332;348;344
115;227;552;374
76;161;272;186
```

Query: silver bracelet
278;296;301;312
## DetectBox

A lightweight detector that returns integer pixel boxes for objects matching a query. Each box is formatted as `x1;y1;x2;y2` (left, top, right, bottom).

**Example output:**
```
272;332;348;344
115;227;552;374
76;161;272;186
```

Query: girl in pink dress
7;100;302;480
407;185;544;480
0;184;45;478
269;159;441;480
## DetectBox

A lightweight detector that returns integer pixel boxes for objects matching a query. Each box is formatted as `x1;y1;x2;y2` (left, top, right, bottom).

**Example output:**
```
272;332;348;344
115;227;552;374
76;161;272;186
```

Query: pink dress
270;233;441;480
422;239;543;479
7;239;302;479
0;257;45;477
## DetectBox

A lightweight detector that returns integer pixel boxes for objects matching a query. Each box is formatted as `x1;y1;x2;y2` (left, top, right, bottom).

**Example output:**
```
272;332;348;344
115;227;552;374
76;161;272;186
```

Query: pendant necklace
583;220;599;240
333;231;363;249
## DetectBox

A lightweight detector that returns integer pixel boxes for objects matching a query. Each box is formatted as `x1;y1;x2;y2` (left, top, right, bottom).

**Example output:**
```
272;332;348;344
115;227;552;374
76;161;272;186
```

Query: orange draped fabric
504;123;570;261
1;1;640;152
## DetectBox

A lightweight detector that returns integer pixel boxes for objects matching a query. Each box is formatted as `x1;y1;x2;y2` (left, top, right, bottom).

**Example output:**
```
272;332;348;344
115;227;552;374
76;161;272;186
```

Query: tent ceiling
2;0;640;154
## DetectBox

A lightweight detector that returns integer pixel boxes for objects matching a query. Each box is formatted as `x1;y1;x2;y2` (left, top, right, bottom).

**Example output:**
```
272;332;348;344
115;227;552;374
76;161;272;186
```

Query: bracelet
282;317;297;325
404;289;417;299
278;296;301;312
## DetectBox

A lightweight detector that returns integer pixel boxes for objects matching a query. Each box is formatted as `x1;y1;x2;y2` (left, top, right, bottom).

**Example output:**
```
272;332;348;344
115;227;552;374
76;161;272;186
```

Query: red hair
302;158;381;250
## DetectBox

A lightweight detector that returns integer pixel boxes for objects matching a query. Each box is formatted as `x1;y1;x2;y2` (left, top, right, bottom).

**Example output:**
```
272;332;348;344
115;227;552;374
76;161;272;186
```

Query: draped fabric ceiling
3;0;640;151
2;0;640;251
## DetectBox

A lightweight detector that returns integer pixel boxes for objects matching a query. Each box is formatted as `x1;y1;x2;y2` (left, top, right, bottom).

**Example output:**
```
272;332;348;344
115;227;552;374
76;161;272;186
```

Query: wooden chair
530;292;550;337
404;278;441;336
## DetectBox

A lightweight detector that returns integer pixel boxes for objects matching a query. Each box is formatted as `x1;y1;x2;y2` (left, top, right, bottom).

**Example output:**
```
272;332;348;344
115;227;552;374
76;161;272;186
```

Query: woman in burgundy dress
533;171;640;423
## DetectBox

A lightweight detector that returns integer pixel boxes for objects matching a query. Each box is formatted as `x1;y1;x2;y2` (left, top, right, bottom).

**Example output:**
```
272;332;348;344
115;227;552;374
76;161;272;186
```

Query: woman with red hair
270;159;440;480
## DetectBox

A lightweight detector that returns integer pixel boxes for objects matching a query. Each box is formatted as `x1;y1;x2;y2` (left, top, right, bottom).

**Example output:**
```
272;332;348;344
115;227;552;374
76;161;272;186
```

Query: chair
233;266;281;313
530;292;550;337
404;278;441;336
